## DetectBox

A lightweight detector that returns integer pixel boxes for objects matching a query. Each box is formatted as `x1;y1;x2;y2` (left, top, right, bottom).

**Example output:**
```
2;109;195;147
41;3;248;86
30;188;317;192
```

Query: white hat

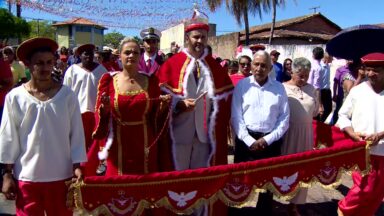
140;27;161;41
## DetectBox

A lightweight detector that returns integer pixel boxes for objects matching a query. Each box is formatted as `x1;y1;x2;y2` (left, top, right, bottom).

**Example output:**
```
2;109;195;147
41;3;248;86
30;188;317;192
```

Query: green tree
133;36;143;45
207;0;286;45
104;31;125;49
26;20;55;40
0;8;30;44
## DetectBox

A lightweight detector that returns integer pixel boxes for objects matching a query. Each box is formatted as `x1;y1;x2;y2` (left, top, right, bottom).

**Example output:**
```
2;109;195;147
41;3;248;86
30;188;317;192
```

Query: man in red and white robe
157;14;232;173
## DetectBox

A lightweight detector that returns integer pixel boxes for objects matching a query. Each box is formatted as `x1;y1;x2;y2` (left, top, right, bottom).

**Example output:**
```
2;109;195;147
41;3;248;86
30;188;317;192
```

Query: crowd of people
0;10;383;216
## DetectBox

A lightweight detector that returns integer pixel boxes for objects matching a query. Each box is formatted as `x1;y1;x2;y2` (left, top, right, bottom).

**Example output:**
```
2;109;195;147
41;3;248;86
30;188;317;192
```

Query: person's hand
176;99;196;112
100;92;110;115
364;133;380;146
318;104;324;117
2;173;16;200
72;167;83;183
358;68;366;79
351;132;365;142
159;94;171;103
332;95;337;102
249;138;267;152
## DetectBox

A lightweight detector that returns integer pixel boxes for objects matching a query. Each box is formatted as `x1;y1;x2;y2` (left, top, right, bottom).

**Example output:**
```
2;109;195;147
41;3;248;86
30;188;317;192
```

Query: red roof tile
52;17;106;29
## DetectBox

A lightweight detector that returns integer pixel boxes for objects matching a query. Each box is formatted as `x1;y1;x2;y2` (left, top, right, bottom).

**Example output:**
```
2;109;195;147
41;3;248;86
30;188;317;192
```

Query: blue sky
2;0;384;36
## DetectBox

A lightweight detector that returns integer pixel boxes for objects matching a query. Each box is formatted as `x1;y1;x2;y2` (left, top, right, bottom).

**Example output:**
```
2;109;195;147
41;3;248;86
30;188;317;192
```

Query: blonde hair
118;37;140;53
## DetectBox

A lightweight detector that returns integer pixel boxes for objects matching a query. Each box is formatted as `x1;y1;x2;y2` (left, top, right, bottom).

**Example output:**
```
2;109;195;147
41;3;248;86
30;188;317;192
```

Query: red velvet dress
92;73;161;175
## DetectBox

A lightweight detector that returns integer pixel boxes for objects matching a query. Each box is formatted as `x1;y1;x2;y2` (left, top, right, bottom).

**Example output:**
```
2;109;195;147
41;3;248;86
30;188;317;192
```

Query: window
75;26;92;32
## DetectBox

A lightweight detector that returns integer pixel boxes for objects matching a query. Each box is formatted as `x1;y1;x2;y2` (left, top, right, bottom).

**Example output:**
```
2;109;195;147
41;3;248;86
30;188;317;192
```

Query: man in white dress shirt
337;52;384;216
64;44;107;150
231;50;290;215
0;37;87;215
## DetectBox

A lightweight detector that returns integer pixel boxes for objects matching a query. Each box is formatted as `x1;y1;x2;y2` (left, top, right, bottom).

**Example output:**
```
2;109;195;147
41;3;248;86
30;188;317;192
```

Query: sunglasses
239;62;250;67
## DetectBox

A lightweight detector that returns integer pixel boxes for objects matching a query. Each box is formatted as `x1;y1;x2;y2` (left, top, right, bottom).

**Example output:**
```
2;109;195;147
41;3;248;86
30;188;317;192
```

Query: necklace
25;84;54;101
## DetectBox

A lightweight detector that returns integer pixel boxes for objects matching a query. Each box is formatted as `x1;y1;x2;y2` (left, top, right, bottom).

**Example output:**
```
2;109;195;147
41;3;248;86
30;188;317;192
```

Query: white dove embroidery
323;169;333;176
231;185;242;192
272;172;299;192
168;190;197;207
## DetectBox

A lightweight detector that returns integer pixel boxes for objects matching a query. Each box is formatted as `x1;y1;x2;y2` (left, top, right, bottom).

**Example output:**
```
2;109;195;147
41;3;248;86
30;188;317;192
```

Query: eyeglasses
239;63;250;67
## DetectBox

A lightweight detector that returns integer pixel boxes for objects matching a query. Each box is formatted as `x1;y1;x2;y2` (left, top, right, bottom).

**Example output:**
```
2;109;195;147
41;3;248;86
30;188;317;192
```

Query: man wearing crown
157;8;233;215
139;27;164;76
158;7;232;170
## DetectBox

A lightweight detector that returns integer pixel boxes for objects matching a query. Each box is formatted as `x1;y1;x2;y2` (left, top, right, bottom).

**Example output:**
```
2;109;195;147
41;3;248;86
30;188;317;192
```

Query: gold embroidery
160;58;190;93
143;91;150;174
113;74;148;95
115;119;144;126
232;145;367;175
117;125;123;176
70;143;371;215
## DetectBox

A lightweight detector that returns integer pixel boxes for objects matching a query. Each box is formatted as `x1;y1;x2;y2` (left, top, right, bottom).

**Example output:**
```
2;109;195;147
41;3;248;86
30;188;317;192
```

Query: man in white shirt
64;44;107;150
0;37;87;215
337;52;384;216
138;27;163;76
231;50;290;215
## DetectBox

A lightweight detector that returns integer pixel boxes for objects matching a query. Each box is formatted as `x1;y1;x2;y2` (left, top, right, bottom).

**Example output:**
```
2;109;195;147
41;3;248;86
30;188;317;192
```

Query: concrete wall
160;23;185;54
56;27;69;48
208;32;239;60
160;23;218;54
56;25;104;48
94;33;103;48
75;32;91;46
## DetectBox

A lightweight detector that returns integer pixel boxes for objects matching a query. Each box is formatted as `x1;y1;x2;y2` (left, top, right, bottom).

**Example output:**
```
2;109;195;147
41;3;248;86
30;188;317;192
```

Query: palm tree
206;0;286;45
268;0;286;45
207;0;266;45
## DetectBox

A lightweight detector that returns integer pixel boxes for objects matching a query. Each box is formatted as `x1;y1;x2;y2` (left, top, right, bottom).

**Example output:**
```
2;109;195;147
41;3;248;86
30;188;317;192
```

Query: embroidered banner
69;122;370;215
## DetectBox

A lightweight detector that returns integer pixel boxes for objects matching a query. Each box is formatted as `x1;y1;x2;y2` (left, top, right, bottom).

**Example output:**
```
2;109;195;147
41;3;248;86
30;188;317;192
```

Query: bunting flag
10;0;208;31
68;121;370;215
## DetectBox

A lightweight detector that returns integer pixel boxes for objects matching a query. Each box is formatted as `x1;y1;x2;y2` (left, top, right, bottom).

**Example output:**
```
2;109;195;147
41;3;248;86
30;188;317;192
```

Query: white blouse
0;85;87;182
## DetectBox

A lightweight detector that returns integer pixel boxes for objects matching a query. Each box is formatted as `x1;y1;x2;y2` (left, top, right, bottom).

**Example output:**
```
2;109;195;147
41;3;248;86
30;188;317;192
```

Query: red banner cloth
69;121;370;215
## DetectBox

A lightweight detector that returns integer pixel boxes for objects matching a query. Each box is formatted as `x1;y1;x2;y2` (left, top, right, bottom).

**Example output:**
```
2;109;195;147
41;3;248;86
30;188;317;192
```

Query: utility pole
37;19;41;36
8;0;11;12
309;6;320;14
16;0;21;17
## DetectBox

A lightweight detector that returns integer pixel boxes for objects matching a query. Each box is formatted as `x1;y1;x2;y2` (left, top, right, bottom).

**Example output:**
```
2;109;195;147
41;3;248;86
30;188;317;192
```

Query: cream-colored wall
75;32;91;46
160;23;217;54
56;27;69;48
94;33;103;48
160;23;185;54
